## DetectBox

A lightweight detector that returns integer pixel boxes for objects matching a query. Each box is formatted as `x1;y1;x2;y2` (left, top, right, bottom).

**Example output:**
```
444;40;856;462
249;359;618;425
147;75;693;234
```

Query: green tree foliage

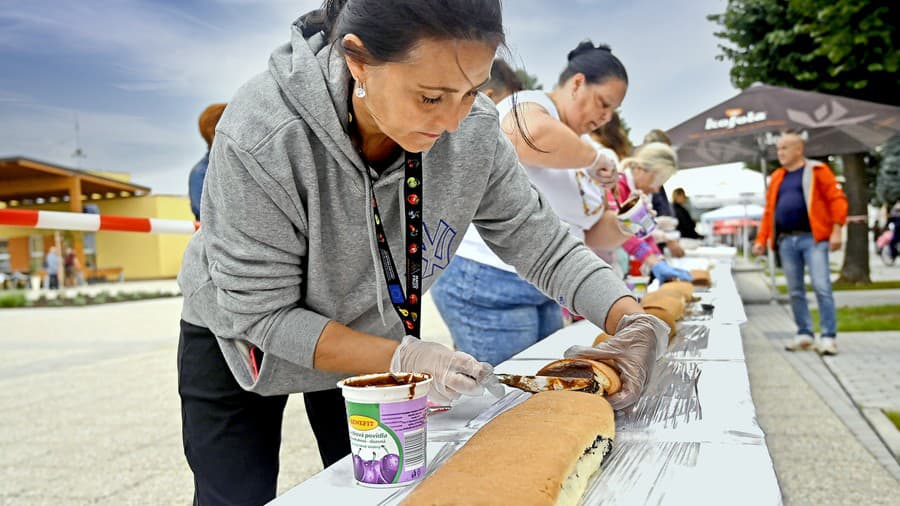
514;69;543;90
708;0;899;106
876;135;900;208
708;0;899;283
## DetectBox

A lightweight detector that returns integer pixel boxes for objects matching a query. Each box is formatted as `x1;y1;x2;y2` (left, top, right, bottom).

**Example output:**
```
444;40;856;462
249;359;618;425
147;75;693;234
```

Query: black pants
178;320;350;506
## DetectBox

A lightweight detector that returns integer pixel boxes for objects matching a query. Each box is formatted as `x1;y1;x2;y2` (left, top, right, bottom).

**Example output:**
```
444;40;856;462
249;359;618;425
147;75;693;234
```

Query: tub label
346;398;427;486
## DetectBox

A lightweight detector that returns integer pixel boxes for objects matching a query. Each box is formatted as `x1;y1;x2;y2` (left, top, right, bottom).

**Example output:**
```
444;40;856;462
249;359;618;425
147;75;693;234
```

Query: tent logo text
705;108;767;131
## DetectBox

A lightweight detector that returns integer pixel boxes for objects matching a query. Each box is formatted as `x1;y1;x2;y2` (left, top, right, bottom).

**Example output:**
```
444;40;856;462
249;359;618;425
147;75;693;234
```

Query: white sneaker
785;334;815;352
817;337;838;356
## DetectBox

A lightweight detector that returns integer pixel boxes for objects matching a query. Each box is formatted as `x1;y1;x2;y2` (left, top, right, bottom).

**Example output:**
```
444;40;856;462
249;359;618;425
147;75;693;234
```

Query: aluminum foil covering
271;257;781;505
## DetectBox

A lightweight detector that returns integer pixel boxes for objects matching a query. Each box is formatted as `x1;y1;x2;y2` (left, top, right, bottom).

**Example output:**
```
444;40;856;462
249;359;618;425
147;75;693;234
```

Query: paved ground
735;270;900;505
0;286;454;505
1;263;898;504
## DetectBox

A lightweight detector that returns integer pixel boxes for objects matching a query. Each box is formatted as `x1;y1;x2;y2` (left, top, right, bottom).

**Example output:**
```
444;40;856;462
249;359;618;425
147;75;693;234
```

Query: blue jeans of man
778;232;837;338
430;256;563;366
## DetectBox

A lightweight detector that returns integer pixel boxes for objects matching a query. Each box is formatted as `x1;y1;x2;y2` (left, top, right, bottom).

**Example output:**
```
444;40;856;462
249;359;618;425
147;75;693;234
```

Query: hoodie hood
269;14;360;175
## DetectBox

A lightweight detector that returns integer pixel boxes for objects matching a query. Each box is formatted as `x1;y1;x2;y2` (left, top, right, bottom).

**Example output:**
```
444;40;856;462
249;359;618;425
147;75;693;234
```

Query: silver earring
355;83;366;98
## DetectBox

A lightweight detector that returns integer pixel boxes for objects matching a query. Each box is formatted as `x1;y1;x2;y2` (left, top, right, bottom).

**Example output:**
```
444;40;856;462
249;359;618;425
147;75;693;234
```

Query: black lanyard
370;151;423;338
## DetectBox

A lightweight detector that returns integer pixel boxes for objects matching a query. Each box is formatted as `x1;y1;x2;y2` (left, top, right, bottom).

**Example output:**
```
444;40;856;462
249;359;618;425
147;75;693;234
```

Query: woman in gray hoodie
177;0;667;503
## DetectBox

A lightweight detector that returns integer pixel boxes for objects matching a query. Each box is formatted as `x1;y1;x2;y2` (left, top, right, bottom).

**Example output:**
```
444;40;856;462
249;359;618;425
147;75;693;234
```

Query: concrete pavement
0;284;453;505
735;269;900;504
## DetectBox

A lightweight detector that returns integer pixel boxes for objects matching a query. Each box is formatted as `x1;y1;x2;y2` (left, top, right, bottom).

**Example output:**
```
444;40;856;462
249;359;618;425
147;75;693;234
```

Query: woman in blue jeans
433;42;641;365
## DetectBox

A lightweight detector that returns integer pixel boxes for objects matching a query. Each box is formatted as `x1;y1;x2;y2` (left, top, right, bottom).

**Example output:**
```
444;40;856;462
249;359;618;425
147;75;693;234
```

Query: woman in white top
431;41;634;365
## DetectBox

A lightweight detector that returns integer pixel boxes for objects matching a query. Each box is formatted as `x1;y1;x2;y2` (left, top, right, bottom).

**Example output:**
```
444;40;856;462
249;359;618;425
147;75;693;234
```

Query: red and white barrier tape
0;209;199;235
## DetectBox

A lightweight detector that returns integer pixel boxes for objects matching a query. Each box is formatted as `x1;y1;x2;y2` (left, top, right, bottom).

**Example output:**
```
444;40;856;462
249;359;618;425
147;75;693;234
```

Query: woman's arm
313;321;399;374
500;102;597;169
584;210;632;250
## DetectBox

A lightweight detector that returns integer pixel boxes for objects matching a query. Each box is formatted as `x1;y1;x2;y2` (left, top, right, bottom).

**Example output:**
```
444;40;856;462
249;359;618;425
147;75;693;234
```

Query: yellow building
0;157;194;281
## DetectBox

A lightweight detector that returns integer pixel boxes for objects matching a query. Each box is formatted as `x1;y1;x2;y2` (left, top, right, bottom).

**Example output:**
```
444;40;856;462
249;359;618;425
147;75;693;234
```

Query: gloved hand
650;261;693;283
564;313;669;409
586;146;619;189
390;336;497;403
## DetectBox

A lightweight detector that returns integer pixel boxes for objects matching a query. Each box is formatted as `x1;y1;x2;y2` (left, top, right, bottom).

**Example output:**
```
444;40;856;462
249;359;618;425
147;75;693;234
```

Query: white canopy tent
699;204;764;259
700;204;764;223
665;163;766;210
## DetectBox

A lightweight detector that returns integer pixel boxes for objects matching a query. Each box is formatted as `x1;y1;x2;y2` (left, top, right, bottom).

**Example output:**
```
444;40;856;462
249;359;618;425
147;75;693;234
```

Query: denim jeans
430;256;563;365
778;232;837;338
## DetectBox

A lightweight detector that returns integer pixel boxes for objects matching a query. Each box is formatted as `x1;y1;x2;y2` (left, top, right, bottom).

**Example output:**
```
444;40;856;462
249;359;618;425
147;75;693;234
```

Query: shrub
0;291;27;308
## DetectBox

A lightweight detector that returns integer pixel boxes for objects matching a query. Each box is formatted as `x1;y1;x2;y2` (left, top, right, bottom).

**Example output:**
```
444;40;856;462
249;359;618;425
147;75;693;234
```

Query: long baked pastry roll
401;391;615;506
657;280;695;302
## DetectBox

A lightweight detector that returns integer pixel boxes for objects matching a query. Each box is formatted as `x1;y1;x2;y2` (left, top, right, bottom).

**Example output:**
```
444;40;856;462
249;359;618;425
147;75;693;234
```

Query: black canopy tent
667;83;900;169
666;83;900;295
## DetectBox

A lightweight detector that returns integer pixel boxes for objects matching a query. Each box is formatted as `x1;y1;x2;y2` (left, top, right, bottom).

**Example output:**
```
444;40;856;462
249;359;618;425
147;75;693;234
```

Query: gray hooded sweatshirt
178;17;632;396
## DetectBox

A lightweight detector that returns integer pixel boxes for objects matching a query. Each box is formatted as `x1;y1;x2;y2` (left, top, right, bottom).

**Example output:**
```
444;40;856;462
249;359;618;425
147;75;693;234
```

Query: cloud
0;97;195;191
1;0;739;194
0;0;319;99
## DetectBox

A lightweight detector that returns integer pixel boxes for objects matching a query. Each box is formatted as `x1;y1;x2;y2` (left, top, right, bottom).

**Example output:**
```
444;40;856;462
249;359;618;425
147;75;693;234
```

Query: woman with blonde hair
608;142;691;281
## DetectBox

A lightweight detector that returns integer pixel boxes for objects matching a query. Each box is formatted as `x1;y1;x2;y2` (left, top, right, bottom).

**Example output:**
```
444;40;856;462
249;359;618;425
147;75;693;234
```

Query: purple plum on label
352;449;364;481
380;445;400;483
362;453;385;484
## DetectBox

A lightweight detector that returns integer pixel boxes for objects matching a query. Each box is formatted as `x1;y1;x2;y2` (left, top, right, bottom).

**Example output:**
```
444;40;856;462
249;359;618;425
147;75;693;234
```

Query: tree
876;135;900;209
709;0;900;284
514;69;543;90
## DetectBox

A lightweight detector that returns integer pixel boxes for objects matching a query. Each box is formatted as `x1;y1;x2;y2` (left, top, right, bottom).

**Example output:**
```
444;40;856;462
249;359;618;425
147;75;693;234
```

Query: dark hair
557;40;628;87
310;0;505;65
590;112;632;159
643;128;671;146
485;58;523;95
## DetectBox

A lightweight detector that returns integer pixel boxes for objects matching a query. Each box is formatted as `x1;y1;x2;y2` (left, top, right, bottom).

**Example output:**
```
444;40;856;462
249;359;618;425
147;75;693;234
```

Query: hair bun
567;40;613;61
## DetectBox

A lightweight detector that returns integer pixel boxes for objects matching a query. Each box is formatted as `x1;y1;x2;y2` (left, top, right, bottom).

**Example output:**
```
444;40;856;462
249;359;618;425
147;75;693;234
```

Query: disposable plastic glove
650;261;693;283
563;313;669;409
390;336;496;403
586;146;619;189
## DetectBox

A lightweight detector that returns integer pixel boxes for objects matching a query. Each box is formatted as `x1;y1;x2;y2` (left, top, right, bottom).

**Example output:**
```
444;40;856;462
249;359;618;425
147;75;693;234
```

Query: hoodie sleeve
201;133;330;369
473;131;634;326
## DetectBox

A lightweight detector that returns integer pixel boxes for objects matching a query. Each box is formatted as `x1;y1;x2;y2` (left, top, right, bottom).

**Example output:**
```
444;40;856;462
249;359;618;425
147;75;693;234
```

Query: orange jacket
755;160;848;248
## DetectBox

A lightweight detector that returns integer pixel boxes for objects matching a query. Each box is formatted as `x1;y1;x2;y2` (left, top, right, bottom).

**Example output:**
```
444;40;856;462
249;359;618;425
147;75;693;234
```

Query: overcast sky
0;0;736;195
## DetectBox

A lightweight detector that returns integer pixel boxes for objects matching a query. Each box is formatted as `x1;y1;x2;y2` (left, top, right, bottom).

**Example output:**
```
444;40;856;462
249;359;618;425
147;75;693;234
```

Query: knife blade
494;374;595;394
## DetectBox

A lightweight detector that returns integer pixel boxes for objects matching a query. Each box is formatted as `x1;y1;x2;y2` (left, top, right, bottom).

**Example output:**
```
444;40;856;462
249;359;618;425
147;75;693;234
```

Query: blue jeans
778;233;837;338
430;256;563;365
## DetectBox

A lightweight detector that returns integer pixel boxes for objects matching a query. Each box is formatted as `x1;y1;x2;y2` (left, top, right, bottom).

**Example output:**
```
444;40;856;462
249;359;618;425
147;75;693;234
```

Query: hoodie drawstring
363;172;389;327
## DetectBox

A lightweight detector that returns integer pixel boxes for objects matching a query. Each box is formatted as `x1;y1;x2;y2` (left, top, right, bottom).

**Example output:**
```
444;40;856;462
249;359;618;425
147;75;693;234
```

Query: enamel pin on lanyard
370;151;423;338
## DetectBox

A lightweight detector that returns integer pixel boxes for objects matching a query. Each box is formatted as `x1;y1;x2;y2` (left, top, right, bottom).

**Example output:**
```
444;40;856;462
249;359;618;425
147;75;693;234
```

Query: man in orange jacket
753;132;847;355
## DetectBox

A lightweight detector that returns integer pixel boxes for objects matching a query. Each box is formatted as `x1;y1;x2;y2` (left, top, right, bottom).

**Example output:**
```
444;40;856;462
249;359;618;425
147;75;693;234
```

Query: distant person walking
44;246;60;290
189;103;227;221
753;132;847;355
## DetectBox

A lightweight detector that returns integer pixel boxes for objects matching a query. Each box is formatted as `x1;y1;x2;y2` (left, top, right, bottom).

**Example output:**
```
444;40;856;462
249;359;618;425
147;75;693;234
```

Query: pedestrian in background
44;245;60;290
63;246;81;287
753;132;847;355
188;102;227;221
672;187;703;239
